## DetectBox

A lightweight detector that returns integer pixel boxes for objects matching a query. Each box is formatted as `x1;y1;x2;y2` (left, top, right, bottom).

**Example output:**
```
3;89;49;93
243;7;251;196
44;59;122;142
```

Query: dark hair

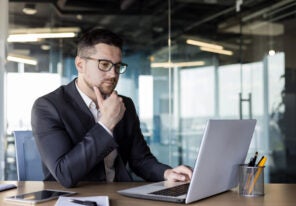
77;28;123;56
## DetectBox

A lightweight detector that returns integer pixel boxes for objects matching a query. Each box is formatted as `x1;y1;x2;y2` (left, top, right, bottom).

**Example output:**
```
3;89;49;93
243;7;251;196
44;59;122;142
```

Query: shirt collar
75;81;95;109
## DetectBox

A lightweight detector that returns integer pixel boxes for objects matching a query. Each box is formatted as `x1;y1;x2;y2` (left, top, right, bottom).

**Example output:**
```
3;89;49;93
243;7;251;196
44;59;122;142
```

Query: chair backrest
13;130;44;181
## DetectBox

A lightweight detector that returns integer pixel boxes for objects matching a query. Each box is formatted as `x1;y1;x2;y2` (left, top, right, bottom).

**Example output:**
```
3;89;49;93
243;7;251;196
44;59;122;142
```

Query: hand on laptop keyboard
164;165;192;182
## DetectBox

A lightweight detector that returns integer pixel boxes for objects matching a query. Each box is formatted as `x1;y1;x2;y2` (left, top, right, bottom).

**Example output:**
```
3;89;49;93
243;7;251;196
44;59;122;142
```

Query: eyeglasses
81;57;127;74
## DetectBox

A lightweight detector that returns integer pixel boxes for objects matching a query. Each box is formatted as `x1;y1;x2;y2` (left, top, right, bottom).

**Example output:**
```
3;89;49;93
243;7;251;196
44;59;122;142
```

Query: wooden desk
1;181;295;206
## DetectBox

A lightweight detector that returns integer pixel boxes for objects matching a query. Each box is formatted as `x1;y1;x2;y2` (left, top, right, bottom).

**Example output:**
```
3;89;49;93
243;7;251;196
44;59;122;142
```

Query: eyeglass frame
80;56;128;74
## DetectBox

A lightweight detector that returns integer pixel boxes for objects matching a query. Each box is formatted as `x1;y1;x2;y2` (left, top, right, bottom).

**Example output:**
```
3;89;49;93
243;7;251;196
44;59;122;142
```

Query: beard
98;85;115;97
85;78;117;98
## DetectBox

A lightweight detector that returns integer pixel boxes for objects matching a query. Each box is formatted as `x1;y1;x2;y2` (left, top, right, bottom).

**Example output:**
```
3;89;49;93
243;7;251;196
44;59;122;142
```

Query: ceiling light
151;61;205;68
76;14;83;20
7;35;39;42
41;44;51;50
186;38;233;56
200;47;233;56
22;4;37;15
8;27;80;42
186;39;223;50
8;33;76;42
7;53;37;65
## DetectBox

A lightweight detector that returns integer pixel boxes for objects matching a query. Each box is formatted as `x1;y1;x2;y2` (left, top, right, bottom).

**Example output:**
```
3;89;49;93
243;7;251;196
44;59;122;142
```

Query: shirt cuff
97;121;113;136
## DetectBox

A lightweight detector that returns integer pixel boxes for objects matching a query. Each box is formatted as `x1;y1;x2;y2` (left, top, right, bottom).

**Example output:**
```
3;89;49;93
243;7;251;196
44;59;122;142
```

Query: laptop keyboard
149;183;190;197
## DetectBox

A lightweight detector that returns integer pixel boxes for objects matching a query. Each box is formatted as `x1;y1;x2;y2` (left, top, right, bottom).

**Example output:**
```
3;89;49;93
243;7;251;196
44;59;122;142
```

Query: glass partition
166;0;295;182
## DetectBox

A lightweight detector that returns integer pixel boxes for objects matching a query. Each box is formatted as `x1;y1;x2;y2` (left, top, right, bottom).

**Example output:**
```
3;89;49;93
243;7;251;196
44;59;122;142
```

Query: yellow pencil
247;156;267;195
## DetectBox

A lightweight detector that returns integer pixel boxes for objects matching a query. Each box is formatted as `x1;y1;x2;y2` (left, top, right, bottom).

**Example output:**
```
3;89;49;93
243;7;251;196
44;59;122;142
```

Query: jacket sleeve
31;96;117;188
123;97;172;181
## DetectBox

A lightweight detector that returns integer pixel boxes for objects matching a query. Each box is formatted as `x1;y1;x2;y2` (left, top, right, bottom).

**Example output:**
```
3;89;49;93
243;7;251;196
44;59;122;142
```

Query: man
31;28;192;188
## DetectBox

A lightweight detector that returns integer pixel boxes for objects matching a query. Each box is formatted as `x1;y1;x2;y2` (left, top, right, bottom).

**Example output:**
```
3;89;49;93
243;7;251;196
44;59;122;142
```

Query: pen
249;152;258;166
247;156;267;195
70;199;98;206
255;156;265;166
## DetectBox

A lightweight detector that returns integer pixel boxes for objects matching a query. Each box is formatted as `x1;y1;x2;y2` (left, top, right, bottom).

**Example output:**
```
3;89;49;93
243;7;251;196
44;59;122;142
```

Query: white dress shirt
75;82;117;182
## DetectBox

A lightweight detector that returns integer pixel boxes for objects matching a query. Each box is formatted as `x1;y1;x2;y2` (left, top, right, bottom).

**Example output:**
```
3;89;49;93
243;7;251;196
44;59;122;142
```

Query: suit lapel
64;79;95;129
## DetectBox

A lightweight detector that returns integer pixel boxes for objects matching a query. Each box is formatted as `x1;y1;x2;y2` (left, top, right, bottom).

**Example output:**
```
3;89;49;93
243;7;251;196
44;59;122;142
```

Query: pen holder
238;164;265;197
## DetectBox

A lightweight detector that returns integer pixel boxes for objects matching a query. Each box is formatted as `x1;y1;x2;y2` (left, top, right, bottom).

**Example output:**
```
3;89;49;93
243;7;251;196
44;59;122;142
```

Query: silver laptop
118;119;256;204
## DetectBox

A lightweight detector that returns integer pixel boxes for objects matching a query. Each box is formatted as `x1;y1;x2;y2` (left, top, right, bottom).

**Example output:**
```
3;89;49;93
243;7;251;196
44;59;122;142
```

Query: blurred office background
0;0;295;182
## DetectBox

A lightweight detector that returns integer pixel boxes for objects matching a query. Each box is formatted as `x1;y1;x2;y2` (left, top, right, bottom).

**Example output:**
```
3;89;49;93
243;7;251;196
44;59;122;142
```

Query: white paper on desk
0;183;17;192
55;196;109;206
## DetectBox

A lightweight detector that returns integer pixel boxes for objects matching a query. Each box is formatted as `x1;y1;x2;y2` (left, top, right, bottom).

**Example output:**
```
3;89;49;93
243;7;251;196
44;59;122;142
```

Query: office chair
13;130;44;181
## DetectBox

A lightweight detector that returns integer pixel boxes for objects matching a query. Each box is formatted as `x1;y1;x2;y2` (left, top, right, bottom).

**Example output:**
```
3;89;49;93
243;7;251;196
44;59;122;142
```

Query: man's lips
103;79;115;86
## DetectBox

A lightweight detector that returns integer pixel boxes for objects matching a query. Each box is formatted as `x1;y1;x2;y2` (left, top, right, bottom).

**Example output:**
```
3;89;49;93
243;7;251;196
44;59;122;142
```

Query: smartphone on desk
5;189;76;204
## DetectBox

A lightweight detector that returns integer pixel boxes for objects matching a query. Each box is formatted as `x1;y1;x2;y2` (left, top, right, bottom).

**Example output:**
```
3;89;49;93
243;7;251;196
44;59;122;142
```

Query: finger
170;172;187;182
93;86;104;108
169;166;192;181
110;90;118;98
172;165;193;179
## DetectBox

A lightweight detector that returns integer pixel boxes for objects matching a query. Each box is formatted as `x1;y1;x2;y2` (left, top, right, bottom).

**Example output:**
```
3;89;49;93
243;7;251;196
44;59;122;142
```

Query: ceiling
8;0;296;64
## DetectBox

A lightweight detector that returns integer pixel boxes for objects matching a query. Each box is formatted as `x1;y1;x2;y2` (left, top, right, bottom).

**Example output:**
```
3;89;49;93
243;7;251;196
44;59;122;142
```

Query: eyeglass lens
98;60;126;74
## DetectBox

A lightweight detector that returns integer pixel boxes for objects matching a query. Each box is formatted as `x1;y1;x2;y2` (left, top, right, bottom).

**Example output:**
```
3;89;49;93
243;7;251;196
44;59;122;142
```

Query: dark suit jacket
31;79;171;188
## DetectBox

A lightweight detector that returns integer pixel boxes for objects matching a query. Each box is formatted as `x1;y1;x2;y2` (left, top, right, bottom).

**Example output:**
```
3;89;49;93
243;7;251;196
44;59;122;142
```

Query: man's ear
75;56;84;73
